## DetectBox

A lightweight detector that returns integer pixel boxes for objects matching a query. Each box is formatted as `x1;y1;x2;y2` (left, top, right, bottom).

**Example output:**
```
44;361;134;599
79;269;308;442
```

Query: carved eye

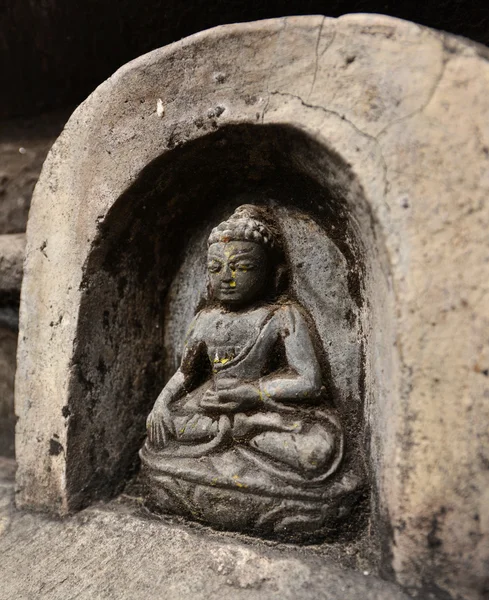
208;261;222;273
237;263;254;272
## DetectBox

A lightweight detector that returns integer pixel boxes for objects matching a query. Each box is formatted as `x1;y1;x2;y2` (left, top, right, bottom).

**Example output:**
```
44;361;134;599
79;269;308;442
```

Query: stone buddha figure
140;205;362;540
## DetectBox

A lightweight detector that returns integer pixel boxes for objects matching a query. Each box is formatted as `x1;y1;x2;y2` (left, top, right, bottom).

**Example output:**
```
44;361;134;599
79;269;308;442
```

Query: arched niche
64;123;390;545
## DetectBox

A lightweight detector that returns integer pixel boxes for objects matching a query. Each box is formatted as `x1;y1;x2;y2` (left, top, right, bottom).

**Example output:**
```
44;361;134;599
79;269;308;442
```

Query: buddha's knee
174;414;219;442
249;423;336;473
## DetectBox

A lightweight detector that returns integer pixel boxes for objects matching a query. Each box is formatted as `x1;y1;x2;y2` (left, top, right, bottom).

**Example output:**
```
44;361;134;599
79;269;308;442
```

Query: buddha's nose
221;264;234;282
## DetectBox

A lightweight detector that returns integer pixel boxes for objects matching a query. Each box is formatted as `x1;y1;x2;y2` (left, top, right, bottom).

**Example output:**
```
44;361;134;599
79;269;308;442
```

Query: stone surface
0;459;410;600
15;14;489;600
0;111;67;233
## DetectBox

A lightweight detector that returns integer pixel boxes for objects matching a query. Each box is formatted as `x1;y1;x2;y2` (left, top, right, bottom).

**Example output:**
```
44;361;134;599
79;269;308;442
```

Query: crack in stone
261;18;288;124
268;90;389;201
261;40;454;210
307;16;325;102
320;27;336;58
376;50;449;139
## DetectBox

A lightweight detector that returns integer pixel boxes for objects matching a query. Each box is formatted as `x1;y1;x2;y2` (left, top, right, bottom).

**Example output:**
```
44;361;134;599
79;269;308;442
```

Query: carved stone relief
140;204;364;540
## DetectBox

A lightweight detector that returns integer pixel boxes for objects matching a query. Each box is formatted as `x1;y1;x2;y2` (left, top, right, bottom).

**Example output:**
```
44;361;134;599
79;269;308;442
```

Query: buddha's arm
260;305;322;402
147;368;186;444
147;314;206;444
153;369;186;407
154;324;206;408
153;312;207;412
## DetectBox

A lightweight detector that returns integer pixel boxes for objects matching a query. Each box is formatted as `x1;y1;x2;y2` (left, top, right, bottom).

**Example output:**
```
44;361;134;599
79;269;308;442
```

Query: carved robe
141;303;343;488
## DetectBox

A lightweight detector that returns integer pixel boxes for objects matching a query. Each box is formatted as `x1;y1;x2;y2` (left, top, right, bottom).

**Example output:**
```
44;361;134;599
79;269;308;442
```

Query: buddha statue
140;205;362;540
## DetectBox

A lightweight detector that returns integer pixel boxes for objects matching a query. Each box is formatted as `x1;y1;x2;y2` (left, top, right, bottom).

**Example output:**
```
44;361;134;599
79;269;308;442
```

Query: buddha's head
207;205;285;308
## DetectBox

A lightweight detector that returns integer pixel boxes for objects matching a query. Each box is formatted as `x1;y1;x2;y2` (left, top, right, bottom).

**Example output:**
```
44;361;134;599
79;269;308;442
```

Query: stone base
140;441;365;543
0;459;411;600
145;474;366;543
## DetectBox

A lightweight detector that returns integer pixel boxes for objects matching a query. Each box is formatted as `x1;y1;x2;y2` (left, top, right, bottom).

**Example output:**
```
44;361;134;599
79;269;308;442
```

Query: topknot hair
207;205;275;249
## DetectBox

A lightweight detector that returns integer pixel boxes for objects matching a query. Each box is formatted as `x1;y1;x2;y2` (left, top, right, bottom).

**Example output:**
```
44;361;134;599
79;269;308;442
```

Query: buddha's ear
206;279;213;302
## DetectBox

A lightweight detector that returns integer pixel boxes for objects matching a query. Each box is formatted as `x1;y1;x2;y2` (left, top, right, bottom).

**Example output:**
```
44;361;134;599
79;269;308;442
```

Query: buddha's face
207;241;269;307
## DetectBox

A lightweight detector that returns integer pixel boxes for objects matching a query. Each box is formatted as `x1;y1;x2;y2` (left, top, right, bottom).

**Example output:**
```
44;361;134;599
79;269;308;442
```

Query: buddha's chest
203;308;274;363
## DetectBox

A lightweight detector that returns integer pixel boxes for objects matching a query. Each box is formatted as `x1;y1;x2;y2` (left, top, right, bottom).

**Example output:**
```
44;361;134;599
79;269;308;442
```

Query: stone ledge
0;233;25;294
0;232;22;458
0;459;410;600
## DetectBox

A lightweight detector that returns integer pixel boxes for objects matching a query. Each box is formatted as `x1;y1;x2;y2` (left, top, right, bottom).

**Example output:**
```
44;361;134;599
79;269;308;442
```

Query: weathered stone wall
0;111;66;456
0;233;25;455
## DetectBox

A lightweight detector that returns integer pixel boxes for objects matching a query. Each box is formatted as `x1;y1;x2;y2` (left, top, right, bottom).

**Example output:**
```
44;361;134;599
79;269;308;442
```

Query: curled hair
208;205;276;249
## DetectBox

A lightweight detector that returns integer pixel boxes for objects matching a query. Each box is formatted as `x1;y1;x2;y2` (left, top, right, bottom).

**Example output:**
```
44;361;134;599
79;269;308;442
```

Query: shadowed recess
66;124;373;535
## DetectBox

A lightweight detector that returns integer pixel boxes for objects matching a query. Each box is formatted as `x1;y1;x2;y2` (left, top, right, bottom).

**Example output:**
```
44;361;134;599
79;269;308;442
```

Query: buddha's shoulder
190;307;219;326
184;308;217;340
190;307;230;326
239;302;308;323
273;302;310;329
191;303;308;326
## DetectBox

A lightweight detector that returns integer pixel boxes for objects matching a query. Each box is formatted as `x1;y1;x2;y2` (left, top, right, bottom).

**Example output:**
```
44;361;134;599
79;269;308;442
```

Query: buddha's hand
201;378;261;413
146;397;174;449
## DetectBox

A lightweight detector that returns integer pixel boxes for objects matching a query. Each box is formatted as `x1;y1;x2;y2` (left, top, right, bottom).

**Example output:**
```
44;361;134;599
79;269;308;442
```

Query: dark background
1;0;489;119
